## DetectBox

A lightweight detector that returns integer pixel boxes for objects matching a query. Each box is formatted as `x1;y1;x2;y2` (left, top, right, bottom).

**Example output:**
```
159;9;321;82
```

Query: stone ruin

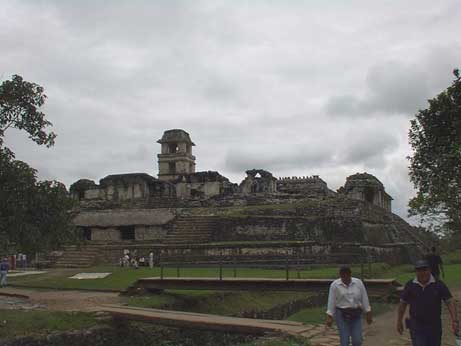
337;172;392;212
62;129;425;268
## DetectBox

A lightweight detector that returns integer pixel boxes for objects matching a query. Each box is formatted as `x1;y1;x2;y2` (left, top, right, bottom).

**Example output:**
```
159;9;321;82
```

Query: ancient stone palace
59;129;424;268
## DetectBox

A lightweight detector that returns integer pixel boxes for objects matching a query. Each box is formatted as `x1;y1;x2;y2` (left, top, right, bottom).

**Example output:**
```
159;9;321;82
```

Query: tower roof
157;129;195;145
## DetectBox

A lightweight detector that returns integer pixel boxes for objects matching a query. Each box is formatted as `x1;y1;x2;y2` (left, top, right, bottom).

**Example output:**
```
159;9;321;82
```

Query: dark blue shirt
400;277;452;327
426;254;443;276
0;262;9;271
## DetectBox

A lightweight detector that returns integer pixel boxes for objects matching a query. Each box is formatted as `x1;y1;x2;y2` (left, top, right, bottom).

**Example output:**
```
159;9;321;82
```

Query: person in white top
325;266;373;346
148;252;154;269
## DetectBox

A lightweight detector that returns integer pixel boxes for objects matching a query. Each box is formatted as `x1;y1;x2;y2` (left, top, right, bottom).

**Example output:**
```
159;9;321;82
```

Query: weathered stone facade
61;129;425;267
337;173;392;212
276;175;334;197
239;169;278;194
70;173;175;203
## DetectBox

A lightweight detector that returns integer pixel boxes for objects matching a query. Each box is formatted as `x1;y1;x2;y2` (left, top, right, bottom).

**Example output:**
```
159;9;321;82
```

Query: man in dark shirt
396;260;458;346
0;257;10;287
426;247;444;280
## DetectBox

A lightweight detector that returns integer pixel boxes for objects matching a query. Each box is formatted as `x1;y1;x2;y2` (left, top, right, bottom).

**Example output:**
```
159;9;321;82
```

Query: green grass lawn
0;310;99;339
7;263;388;291
8;260;461;294
125;290;313;316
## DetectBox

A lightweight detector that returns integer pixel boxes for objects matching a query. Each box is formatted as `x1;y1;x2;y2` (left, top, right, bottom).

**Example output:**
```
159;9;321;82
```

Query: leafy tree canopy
408;69;461;236
0;75;76;253
0;74;56;148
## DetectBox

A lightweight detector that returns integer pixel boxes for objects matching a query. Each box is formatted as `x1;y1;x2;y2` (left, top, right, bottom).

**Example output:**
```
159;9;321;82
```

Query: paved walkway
0;287;459;346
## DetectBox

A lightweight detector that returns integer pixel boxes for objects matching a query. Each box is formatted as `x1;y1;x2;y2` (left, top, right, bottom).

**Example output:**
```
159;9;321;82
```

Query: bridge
102;304;328;338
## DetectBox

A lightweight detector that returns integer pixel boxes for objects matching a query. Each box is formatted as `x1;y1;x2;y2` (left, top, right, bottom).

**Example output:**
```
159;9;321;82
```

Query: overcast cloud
2;0;460;223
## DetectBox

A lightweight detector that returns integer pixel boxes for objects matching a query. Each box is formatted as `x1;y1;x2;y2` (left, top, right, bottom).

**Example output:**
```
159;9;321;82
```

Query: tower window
169;162;176;174
169;144;179;153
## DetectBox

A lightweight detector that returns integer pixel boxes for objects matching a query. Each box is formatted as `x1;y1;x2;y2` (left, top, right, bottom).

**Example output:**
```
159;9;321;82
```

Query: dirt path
0;287;121;311
363;291;460;346
0;287;459;345
310;289;461;346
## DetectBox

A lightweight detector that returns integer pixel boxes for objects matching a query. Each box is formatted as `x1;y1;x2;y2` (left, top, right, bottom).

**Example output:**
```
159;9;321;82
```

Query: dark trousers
409;324;442;346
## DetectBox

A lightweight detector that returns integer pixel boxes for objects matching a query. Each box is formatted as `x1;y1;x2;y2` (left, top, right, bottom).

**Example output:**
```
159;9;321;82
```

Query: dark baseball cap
339;265;351;274
414;260;429;269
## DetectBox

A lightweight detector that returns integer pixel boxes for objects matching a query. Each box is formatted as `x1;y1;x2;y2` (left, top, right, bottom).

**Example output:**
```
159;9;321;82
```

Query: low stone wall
155;242;410;265
210;216;405;245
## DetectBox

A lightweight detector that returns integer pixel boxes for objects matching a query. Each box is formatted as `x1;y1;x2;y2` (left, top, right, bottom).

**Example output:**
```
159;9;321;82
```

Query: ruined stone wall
135;226;168;241
276;175;333;197
175;181;223;198
91;228;121;241
154;242;409;265
209;216;367;243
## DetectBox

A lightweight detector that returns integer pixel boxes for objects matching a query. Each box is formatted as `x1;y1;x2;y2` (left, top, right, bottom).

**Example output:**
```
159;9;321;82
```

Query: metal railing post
219;261;223;280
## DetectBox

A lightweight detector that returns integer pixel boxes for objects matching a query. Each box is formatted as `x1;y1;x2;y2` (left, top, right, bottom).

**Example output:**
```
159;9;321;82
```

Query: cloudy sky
2;0;460;223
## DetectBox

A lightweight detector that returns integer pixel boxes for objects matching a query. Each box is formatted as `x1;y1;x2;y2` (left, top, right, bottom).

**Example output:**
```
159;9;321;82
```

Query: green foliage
0;75;75;253
127;291;311;317
441;249;461;264
408;69;461;236
0;310;98;339
0;74;56;147
0;147;77;253
236;335;310;346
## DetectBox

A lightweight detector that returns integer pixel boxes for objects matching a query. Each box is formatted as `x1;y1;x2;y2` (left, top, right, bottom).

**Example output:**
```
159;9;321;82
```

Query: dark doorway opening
169;162;176;174
83;227;91;241
364;187;375;204
120;226;135;240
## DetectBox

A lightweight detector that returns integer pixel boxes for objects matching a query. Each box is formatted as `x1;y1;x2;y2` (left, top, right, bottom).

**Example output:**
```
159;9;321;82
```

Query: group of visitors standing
325;247;458;346
120;250;155;269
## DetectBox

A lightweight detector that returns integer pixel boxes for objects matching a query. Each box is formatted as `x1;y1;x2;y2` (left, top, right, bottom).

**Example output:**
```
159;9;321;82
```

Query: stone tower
157;129;196;181
338;172;393;211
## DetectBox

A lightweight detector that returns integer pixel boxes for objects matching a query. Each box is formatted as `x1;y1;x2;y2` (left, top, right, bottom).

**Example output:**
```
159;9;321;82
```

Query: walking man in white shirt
325;266;373;346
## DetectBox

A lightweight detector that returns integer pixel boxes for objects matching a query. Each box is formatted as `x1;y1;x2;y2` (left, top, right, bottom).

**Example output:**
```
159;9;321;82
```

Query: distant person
426;246;444;280
139;257;145;267
123;254;130;267
325;266;372;346
397;259;458;346
0;257;10;287
149;251;154;268
17;253;22;269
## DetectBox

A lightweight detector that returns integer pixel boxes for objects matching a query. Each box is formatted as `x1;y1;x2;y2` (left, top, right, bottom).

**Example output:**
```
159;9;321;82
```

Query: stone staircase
163;216;219;245
52;244;104;268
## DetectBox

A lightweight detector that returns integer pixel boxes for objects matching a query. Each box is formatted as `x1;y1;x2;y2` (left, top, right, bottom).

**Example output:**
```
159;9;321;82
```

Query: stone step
163;241;210;243
54;258;96;263
166;235;210;238
167;232;212;236
167;236;211;239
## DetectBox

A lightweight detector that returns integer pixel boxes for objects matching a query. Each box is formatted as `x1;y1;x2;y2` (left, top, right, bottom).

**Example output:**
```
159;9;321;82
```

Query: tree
0;74;56;148
0;147;77;253
0;75;76;253
408;69;461;236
